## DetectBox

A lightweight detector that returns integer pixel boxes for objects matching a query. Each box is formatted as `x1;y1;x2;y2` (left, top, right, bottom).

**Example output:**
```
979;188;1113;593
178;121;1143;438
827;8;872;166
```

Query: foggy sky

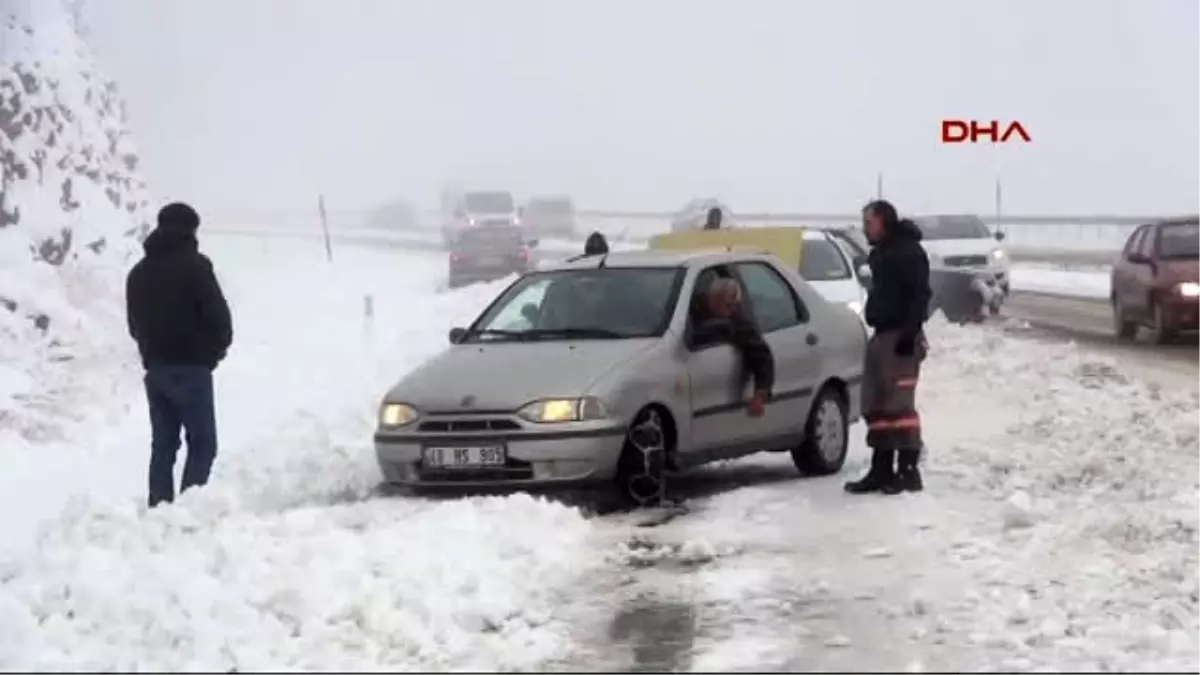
84;0;1199;216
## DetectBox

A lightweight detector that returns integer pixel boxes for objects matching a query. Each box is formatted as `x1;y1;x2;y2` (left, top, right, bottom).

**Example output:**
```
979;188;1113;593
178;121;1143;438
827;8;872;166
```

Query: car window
470;267;683;340
1136;225;1157;257
735;262;807;332
800;239;851;281
829;229;869;260
486;278;552;331
1123;226;1147;256
914;215;991;240
1157;221;1199;260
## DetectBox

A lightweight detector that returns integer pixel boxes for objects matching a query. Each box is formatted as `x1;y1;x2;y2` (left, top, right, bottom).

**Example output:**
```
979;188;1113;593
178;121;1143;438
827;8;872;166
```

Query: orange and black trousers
861;329;926;449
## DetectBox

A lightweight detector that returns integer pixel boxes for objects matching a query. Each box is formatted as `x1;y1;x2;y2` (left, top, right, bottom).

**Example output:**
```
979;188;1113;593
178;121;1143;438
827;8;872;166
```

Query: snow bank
1;0;151;445
630;317;1198;671
0;236;607;671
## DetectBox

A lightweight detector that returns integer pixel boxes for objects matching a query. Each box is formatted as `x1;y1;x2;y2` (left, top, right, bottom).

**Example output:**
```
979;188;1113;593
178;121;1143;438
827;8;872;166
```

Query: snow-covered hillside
0;0;151;444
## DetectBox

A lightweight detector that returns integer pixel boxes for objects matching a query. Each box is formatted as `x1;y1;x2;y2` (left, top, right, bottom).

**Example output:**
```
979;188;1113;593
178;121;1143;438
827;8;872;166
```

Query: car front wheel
791;386;849;475
1151;301;1176;344
1113;296;1138;340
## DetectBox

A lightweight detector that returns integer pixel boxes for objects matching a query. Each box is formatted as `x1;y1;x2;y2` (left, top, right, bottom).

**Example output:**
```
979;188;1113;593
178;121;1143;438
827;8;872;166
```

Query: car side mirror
448;327;467;344
526;238;539;248
993;230;1006;241
857;263;872;279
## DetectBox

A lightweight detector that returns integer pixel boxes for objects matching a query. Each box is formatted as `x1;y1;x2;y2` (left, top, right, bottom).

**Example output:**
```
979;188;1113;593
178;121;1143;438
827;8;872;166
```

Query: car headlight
846;300;863;315
991;248;1007;261
518;397;608;423
1177;282;1200;298
379;402;419;428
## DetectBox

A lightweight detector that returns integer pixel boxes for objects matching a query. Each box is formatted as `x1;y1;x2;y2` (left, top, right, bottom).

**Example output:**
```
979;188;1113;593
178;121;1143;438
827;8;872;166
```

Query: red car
1111;217;1199;343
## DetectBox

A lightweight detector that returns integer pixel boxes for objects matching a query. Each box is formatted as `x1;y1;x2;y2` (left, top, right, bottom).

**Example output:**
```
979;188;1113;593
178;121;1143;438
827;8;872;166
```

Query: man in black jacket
126;202;233;507
845;200;931;495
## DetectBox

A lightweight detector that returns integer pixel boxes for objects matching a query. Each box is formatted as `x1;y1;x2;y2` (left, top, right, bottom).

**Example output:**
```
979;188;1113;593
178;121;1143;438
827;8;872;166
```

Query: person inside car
703;207;724;230
689;277;774;416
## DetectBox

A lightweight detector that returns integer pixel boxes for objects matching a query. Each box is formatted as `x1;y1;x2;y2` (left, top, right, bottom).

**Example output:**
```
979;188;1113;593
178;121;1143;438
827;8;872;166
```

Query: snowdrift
0;0;151;444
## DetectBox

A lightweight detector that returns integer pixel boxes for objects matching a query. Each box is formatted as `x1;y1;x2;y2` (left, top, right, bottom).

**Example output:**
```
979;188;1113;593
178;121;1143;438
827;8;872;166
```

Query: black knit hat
157;202;200;231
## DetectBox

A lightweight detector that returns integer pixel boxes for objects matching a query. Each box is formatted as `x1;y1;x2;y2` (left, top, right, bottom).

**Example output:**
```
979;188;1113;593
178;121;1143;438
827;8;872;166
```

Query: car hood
386;339;655;412
1160;259;1199;283
922;238;999;257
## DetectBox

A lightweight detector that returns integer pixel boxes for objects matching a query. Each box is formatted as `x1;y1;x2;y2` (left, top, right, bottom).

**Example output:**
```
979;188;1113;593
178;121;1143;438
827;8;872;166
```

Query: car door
1128;225;1159;318
1113;226;1145;307
731;260;821;444
682;265;750;457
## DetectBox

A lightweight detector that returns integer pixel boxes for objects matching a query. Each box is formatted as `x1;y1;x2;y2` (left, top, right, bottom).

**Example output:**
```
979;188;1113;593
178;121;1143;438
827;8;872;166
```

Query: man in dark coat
126;202;233;507
845;199;931;495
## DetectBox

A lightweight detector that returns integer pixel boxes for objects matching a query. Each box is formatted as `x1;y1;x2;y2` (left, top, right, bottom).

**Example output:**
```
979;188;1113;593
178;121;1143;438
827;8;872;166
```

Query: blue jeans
144;365;217;507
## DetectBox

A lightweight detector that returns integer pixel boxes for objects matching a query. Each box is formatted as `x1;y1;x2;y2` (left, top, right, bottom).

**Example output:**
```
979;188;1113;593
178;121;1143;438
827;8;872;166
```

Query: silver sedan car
375;249;866;499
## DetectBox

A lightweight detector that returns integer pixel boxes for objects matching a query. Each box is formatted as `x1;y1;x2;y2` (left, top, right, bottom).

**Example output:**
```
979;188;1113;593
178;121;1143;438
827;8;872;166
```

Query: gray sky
84;0;1198;216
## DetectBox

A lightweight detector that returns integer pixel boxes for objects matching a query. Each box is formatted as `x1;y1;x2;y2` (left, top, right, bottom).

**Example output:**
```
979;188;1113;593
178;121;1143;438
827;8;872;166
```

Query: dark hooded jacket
863;217;931;336
125;213;233;369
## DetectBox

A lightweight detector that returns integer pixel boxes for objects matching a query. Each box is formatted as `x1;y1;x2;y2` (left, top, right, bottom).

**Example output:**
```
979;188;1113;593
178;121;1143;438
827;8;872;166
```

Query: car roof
538;248;780;271
1153;216;1199;227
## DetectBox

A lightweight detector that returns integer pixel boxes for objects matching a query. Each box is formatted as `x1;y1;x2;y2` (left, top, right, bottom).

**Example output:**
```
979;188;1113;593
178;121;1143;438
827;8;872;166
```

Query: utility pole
994;177;1003;233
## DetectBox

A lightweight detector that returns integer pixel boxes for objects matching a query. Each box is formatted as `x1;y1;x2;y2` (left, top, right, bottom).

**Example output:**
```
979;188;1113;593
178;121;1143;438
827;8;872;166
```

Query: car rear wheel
615;408;668;508
791;385;849;475
1113;296;1138;340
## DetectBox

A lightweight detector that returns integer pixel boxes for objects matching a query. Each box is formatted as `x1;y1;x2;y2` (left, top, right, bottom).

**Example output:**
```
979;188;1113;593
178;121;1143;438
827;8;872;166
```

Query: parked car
1111;217;1199;343
798;230;869;318
670;198;735;232
521;196;577;239
441;190;520;247
910;215;1010;320
448;225;535;289
811;222;994;324
376;248;866;501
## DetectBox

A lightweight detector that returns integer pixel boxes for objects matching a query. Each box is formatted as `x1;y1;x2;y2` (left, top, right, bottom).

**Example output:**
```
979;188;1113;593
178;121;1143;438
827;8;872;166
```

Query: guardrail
210;205;1191;267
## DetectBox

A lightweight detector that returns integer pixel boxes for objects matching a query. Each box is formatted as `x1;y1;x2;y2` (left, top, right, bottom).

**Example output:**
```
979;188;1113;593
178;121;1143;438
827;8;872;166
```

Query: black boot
844;448;895;494
891;447;924;493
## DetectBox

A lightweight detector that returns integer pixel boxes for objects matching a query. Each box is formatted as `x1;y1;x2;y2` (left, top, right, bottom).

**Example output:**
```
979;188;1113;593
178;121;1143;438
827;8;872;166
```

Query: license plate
422;445;506;468
477;256;503;266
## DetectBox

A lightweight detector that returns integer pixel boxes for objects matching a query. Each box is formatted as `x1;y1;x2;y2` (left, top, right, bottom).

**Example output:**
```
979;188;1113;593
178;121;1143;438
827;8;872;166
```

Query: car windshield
527;198;574;214
467;267;683;341
800;239;851;280
1159;221;1199;259
464;192;515;213
915;215;991;240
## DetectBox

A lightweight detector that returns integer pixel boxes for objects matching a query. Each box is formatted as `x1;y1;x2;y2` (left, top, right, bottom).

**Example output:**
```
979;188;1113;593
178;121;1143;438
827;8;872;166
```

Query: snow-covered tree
1;0;152;442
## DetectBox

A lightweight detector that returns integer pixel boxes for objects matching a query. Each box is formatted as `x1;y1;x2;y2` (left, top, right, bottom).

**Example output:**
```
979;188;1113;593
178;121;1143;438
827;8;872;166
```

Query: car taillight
449;252;461;263
518;247;530;261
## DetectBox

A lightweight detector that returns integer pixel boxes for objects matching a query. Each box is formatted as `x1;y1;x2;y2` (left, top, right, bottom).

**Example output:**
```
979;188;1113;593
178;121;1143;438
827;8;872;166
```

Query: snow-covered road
1;235;1196;671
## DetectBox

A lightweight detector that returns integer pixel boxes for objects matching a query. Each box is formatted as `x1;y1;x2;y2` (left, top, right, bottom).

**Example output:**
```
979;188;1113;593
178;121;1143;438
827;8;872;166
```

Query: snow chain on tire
625;412;667;507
